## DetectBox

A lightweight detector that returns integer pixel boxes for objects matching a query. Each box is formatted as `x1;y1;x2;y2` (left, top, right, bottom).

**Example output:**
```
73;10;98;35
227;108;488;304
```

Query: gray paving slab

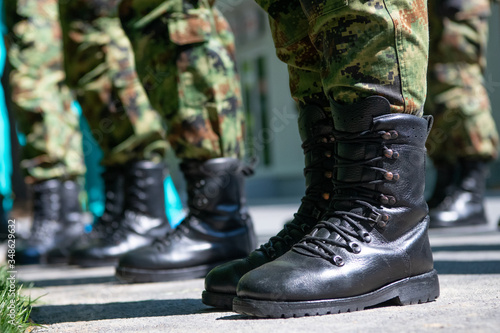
3;199;500;332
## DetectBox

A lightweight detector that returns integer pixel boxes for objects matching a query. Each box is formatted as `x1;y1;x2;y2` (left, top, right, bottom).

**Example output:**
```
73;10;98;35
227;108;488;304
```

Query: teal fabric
0;0;13;211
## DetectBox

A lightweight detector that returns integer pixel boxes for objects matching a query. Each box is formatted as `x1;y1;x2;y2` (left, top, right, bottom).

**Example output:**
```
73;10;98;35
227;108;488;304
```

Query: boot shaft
181;158;250;231
458;159;488;195
32;179;63;223
331;97;432;240
125;161;168;220
60;180;82;224
99;167;126;225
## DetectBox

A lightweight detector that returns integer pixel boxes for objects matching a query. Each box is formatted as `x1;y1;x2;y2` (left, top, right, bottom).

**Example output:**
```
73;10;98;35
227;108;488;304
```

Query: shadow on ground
22;276;118;288
31;298;225;324
432;243;500;274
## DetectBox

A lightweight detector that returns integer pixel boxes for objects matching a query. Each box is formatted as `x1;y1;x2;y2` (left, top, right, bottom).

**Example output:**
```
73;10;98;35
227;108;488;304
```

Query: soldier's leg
58;1;171;266
3;0;85;264
203;1;337;308
232;0;439;318
425;0;496;227
115;0;256;283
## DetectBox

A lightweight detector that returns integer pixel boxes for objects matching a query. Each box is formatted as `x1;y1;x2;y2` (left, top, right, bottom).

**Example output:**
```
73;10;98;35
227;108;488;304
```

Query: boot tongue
332;96;391;133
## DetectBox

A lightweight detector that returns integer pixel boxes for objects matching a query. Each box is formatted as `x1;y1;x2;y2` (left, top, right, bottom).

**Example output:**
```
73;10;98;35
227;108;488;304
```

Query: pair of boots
427;161;489;228
203;96;440;318
114;158;257;281
16;179;85;265
70;159;256;278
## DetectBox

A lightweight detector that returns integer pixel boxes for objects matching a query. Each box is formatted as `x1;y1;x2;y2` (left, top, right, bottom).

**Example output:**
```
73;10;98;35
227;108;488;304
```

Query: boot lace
294;128;400;266
259;133;336;259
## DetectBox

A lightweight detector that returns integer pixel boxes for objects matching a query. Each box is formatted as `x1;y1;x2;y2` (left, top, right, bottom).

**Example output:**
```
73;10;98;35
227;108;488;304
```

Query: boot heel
394;270;440;305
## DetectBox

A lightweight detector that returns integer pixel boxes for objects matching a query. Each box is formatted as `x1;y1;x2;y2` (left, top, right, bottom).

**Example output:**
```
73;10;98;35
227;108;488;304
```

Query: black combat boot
429;160;488;228
202;102;335;309
427;164;455;209
70;161;170;267
0;195;8;242
115;157;256;283
53;167;126;262
233;96;440;318
16;179;85;265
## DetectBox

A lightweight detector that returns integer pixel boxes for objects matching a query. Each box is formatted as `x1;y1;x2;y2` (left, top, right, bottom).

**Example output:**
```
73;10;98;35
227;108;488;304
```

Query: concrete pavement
6;198;500;332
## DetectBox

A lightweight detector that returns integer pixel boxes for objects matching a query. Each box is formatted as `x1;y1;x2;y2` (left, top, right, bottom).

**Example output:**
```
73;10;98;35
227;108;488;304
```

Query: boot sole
233;270;440;318
115;262;226;283
202;290;235;310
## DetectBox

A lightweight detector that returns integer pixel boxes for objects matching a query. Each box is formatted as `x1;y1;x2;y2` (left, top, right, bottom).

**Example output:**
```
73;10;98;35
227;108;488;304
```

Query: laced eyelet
324;171;333;179
384;172;394;180
379;195;389;204
323;193;330;200
349;242;361;254
332;255;345;267
384;149;394;158
324;151;332;158
381;130;399;140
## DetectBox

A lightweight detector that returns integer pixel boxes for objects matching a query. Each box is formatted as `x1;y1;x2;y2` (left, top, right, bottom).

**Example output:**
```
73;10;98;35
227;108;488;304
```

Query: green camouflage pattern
59;0;169;166
256;0;429;116
425;0;498;165
4;0;85;182
118;0;245;160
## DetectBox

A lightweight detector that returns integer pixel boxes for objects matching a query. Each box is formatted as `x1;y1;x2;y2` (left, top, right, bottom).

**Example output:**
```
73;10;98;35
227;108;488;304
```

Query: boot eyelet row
384;172;400;181
379;195;397;205
381;130;399;140
383;149;399;159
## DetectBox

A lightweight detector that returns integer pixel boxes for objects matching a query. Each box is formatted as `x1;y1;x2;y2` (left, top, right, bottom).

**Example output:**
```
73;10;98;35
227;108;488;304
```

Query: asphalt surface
3;198;500;332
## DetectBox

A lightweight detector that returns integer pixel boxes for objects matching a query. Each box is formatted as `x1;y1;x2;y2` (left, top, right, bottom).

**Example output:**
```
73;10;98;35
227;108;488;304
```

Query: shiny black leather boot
116;157;256;283
429;160;488;228
17;179;85;265
70;161;170;267
55;167;125;262
202;102;335;309
234;96;440;318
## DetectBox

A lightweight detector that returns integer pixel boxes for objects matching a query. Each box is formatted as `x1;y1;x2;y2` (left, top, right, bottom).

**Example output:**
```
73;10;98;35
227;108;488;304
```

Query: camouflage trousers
256;0;429;116
59;0;169;166
3;0;85;182
118;0;245;160
425;0;499;166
